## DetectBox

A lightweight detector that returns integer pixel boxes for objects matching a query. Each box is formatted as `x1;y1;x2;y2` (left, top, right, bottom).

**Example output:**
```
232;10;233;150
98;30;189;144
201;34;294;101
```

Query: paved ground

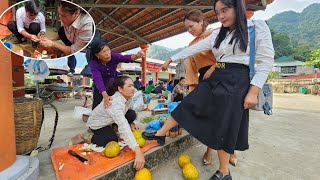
152;94;320;180
36;93;320;180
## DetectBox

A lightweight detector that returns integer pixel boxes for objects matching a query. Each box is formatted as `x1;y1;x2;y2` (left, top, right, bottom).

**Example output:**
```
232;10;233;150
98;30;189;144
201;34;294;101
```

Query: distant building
273;56;314;76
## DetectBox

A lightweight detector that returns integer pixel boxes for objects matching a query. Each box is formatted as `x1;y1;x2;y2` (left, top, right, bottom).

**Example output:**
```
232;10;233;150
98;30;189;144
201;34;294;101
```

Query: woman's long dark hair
107;76;132;96
213;0;248;53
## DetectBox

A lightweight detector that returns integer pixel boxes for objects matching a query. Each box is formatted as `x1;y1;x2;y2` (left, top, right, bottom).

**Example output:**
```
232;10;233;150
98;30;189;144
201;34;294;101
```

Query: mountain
146;44;186;60
267;3;320;48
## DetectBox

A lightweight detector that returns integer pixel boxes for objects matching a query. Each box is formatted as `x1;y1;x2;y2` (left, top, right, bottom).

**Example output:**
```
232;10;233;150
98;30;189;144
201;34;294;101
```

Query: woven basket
14;97;43;155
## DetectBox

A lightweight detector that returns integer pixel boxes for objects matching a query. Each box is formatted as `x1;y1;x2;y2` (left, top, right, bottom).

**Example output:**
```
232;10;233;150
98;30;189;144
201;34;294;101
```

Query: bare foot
202;148;214;165
71;134;85;145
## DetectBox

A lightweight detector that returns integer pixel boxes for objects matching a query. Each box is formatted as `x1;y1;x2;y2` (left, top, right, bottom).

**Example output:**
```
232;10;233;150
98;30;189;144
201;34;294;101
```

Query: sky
43;0;320;68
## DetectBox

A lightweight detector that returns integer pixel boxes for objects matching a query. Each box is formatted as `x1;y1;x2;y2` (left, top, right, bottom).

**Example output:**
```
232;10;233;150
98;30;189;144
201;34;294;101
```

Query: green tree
267;3;320;48
24;74;36;86
292;42;312;62
271;30;294;59
305;49;320;68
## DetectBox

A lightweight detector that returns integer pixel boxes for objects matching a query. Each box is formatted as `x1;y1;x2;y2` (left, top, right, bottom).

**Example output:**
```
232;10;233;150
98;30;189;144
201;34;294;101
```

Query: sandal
209;170;232;180
142;131;166;145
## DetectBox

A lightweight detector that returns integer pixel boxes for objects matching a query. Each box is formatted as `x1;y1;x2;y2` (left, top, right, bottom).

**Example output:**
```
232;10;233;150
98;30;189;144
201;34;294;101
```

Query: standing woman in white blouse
142;0;274;179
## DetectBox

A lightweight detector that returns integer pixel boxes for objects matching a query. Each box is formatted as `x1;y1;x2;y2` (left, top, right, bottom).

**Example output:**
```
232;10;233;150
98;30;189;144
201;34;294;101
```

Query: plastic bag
145;120;163;131
167;102;179;113
132;90;144;112
167;92;172;103
154;103;164;109
73;106;91;120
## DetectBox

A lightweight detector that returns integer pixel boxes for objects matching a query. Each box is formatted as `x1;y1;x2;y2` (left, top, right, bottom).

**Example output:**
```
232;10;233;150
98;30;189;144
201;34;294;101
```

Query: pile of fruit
178;154;199;180
133;130;146;148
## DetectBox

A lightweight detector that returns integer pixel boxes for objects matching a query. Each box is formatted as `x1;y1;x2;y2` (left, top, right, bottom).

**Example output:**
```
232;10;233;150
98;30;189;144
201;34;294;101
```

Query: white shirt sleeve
170;32;216;63
70;15;93;53
16;8;25;33
250;20;275;88
39;13;46;32
106;102;138;151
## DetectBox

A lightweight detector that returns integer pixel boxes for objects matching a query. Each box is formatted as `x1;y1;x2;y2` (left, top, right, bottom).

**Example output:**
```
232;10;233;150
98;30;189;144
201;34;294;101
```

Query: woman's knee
125;109;136;124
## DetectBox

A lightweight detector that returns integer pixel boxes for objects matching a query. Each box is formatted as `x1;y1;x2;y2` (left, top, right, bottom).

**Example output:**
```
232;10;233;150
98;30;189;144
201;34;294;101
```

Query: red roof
283;73;320;79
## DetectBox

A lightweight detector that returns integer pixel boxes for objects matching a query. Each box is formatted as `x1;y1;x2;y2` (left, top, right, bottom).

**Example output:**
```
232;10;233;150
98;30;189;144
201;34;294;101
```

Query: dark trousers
91;109;137;147
58;27;76;73
7;21;40;41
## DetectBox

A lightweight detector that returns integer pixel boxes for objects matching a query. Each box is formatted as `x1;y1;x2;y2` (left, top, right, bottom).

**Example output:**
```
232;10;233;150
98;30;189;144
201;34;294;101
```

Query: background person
7;0;45;48
154;81;166;94
40;0;93;75
86;76;145;170
89;39;145;110
172;77;188;102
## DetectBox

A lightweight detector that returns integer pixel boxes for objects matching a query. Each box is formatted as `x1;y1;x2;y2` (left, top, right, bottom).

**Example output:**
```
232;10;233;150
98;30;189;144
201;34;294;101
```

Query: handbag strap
249;23;255;80
249;21;273;115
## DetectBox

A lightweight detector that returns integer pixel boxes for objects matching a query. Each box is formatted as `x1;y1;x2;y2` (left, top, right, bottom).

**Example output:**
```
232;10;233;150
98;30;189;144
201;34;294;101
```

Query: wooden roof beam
95;8;150;44
88;0;101;13
97;28;138;41
94;0;131;27
78;4;214;9
107;0;131;16
110;12;216;52
108;9;147;31
111;41;139;52
108;1;197;45
247;4;267;11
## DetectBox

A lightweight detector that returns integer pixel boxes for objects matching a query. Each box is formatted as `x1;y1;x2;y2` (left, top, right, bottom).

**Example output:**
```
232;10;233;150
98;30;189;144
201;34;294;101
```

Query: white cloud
253;0;320;20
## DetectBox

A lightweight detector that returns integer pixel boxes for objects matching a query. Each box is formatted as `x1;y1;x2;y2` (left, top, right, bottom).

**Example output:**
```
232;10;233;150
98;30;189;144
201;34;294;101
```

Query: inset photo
0;0;95;59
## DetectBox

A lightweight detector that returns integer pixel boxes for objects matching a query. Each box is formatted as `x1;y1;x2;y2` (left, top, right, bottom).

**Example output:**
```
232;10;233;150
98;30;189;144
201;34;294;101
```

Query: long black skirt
171;63;250;154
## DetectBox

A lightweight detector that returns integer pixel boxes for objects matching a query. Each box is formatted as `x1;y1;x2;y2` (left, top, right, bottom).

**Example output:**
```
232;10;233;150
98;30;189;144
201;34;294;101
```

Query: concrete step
93;131;195;180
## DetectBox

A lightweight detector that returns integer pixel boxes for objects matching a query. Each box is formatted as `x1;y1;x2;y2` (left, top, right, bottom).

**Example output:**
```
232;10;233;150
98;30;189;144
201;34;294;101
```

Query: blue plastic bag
145;120;163;131
154;103;164;109
167;102;179;113
159;114;170;121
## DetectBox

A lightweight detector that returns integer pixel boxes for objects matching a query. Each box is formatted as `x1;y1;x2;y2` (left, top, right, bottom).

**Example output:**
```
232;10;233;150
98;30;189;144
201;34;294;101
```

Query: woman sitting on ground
172;77;188;102
85;76;145;170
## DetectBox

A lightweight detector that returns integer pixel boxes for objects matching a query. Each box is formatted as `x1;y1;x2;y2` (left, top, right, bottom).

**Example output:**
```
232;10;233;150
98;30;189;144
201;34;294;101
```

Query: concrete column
82;77;86;86
155;72;159;82
139;44;149;86
0;0;16;171
169;73;172;81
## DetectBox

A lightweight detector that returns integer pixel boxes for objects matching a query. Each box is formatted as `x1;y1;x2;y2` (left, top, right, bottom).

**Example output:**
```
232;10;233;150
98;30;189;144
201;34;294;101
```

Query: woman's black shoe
209;170;232;180
142;131;165;145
